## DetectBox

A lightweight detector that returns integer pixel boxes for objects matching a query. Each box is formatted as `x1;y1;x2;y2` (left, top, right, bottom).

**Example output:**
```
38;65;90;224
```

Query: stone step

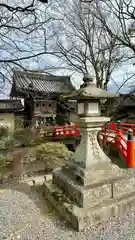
44;180;135;231
19;174;52;186
53;169;135;208
53;170;111;207
62;162;127;186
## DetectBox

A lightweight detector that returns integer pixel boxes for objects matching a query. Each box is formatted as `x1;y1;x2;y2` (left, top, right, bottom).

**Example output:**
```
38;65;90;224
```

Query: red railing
116;134;127;159
53;125;80;137
100;122;135;167
104;121;135;135
37;124;80;137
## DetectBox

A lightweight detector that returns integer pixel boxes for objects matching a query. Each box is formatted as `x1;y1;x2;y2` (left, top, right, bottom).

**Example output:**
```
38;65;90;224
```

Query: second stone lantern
44;75;134;231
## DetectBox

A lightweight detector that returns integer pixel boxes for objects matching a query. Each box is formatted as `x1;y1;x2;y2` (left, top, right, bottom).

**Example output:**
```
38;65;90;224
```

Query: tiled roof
10;70;74;97
0;99;23;112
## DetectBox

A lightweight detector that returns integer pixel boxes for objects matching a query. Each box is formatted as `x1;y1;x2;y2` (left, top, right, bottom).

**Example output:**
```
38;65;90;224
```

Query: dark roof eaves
0;99;23;111
0;109;23;113
13;70;71;81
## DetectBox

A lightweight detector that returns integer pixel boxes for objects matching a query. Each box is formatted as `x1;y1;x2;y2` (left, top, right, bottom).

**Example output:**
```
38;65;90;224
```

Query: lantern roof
63;75;119;100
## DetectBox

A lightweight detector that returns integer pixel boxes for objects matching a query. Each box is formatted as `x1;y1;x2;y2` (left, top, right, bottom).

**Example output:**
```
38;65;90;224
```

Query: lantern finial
81;75;94;88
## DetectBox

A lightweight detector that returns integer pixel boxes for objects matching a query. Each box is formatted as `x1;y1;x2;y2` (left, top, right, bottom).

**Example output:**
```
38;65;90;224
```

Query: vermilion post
115;121;122;148
117;120;121;134
127;129;134;168
103;122;107;151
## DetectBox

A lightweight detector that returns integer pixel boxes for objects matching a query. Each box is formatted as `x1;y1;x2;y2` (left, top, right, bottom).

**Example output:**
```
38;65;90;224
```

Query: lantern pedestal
73;116;111;169
44;116;135;231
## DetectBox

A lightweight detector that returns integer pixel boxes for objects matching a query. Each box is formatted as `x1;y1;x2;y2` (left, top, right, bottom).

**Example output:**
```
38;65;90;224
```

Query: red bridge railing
35;124;80;137
103;121;135;135
100;122;135;168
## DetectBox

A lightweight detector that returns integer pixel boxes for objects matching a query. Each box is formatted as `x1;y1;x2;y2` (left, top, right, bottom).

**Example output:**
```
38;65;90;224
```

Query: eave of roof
10;70;75;98
0;99;23;112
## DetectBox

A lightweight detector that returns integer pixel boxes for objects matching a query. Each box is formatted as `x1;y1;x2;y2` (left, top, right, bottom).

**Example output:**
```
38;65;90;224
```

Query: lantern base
44;163;135;231
60;162;126;186
44;180;135;231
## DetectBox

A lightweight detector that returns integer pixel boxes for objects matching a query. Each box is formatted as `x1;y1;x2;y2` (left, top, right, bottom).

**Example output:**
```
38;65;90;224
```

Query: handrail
99;125;135;167
40;124;80;137
115;134;127;160
105;121;135;134
99;131;127;160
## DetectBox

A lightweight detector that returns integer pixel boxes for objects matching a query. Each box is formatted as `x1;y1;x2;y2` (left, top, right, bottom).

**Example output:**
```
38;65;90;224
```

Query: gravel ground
1;185;135;240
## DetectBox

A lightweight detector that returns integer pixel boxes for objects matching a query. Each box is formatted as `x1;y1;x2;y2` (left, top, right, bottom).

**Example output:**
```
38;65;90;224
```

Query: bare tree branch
0;0;61;94
0;1;35;13
93;0;135;53
53;0;126;89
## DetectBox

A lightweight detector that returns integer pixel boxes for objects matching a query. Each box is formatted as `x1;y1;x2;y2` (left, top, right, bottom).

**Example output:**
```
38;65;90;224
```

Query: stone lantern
44;75;135;231
64;75;119;170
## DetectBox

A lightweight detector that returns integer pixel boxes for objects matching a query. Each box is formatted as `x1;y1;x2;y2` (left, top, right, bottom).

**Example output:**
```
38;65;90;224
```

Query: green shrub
13;128;32;146
0;126;9;139
0;130;16;150
0;155;11;175
4;138;15;150
31;135;44;146
13;128;43;147
36;142;73;172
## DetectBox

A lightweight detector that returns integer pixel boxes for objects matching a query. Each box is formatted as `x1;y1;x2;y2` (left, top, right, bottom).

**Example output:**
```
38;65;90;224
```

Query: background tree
94;0;135;54
92;0;135;91
0;0;60;96
53;0;127;89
